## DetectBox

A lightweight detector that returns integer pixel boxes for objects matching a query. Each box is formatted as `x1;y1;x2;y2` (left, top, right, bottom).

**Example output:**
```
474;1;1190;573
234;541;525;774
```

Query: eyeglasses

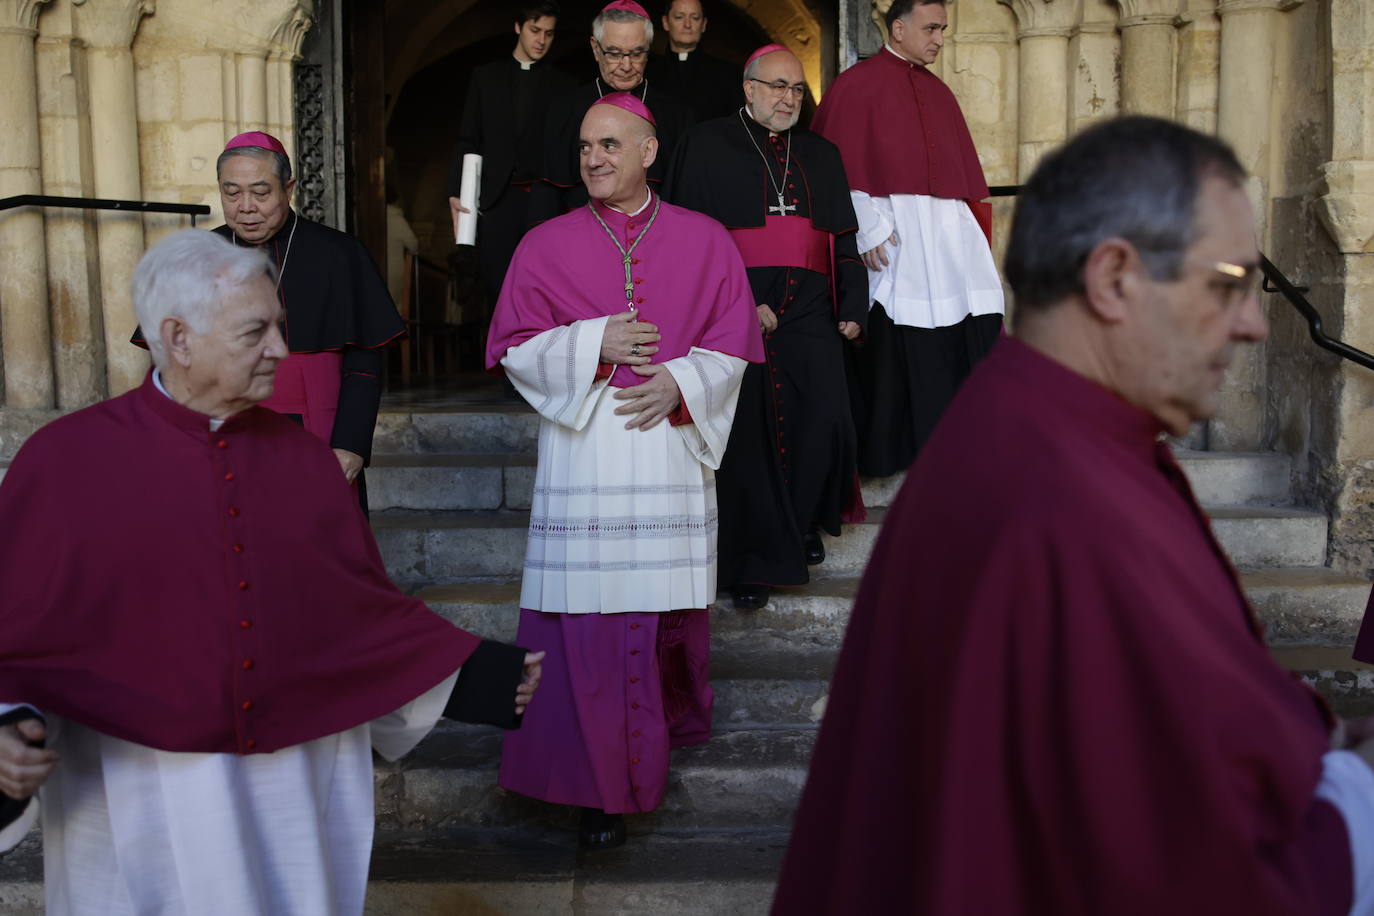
1188;257;1262;305
594;41;648;62
749;78;808;99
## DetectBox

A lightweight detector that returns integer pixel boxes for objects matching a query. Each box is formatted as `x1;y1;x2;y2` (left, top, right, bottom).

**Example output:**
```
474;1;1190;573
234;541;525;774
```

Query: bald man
487;93;762;849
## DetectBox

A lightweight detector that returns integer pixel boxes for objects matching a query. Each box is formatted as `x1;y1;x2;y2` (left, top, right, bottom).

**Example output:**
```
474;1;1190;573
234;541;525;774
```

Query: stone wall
0;0;310;412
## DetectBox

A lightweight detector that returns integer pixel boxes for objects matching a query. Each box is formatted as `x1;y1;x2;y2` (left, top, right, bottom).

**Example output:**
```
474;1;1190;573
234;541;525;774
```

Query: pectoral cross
769;196;797;216
622;255;636;311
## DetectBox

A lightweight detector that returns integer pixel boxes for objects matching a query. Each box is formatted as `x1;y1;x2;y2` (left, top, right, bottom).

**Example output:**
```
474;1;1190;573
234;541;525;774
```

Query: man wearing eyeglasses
664;45;867;611
529;0;689;224
653;0;741;125
812;0;1005;478
774;118;1374;915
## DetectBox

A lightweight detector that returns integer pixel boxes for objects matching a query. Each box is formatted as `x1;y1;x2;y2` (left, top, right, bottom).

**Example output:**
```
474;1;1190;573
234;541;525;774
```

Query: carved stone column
1114;0;1177;117
998;0;1079;180
1321;0;1374;574
35;0;104;408
0;0;56;408
1210;0;1300;450
74;0;152;395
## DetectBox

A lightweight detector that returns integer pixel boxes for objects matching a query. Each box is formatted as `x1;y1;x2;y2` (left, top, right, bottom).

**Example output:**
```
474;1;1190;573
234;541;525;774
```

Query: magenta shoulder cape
485;194;765;382
772;338;1350;916
811;50;989;202
0;375;480;754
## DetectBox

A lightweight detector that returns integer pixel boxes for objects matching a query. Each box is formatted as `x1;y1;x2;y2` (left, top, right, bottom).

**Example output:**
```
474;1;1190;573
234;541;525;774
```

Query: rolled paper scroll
455;153;482;246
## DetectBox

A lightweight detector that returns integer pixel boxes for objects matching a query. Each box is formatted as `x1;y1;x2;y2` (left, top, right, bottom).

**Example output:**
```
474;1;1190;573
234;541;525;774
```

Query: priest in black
528;0;688;224
654;0;741;125
665;45;867;609
134;131;403;511
447;2;573;306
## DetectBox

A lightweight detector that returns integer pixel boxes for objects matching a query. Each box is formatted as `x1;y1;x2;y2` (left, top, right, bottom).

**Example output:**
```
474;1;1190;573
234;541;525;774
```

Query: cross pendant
769;197;797;216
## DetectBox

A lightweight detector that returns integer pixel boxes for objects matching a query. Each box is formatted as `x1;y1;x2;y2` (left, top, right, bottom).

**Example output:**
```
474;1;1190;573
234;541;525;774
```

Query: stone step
375;503;1330;585
363;445;1295;515
416;568;1369;659
373;406;538;457
0;828;787;916
1273;647;1374;719
376;724;815;835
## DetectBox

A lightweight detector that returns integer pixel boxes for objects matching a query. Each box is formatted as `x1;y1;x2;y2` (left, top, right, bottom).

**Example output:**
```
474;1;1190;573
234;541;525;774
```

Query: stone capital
997;0;1081;38
72;0;153;49
267;0;311;60
0;0;52;36
1112;0;1179;20
1320;161;1374;254
1217;0;1303;13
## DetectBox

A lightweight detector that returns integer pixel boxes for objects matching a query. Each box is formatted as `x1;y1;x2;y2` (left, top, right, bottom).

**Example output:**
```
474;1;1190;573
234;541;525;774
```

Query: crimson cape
772;338;1351;915
811;48;989;203
0;374;480;754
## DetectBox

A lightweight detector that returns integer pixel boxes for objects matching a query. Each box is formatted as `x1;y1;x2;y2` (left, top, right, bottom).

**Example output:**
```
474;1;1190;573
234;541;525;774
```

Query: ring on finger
631;343;642;357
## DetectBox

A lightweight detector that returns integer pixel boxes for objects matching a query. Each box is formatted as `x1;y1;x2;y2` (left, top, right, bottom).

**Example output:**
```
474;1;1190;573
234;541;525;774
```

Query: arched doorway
355;0;831;382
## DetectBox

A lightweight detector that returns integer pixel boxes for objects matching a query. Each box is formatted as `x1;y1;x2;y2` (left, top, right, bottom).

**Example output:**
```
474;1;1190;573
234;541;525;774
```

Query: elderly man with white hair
529;0;689;223
0;229;543;915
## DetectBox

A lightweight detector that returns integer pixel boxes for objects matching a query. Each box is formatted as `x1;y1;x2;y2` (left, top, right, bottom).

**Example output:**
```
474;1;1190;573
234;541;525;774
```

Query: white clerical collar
744;106;779;138
153;368;226;431
514;54;534;71
677;51;690;61
608;188;653;217
885;44;918;66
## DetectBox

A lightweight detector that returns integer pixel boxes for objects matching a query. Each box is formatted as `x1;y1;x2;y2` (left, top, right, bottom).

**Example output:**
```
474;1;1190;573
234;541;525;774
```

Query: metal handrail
0;194;210;226
1260;255;1374;372
985;183;1374;373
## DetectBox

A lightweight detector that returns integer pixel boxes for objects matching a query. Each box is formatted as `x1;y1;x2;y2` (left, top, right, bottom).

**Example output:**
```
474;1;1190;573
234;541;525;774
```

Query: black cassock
528;78;690;224
133;210;404;508
447;56;574;304
653;50;742;125
665;113;867;588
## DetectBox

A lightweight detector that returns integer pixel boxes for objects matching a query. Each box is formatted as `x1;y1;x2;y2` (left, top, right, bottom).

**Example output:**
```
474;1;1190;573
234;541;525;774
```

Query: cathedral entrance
310;1;833;391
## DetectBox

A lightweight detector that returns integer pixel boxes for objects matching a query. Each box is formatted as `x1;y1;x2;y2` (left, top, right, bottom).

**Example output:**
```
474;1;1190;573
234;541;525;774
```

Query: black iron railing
0;194;210;225
985;184;1374;372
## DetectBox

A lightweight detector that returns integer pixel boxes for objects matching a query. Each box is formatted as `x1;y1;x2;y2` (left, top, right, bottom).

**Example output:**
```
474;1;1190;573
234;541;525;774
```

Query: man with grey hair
774;116;1374;914
133;131;405;511
530;0;688;223
0;229;543;914
665;43;868;609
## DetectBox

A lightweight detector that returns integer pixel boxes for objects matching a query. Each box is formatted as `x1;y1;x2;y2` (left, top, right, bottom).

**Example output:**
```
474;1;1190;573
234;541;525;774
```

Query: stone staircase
1;390;1372;914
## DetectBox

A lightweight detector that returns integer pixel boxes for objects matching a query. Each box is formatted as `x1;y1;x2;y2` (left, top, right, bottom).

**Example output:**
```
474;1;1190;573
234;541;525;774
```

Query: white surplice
850;190;1005;329
501;317;746;615
14;672;456;915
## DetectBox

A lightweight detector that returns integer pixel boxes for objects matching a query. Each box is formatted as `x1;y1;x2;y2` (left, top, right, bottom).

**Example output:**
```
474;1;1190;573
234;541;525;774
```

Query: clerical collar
604;187;653;217
152;369;227;431
743;106;784;138
596;77;648;102
884;44;921;68
514;54;533;71
677;51;690;61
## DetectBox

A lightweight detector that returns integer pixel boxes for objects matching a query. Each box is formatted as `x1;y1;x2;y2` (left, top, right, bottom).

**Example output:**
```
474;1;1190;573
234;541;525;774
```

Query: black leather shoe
804;530;826;566
732;584;771;609
579;808;627;850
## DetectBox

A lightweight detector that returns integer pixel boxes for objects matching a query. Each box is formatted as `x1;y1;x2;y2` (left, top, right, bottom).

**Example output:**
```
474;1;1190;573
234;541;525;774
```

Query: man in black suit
654;0;740;124
448;2;573;307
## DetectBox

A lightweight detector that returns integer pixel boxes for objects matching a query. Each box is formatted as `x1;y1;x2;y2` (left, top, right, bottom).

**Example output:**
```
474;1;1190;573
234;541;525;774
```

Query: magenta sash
259;351;343;442
728;216;831;274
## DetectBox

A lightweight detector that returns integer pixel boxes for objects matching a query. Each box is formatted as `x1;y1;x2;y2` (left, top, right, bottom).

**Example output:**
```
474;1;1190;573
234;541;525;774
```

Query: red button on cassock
629;649;640;655
629;676;640;684
233;543;244;553
238;580;249;590
217;440;229;449
245;739;257;750
242;700;253;711
242;659;255;671
631;757;641;764
224;472;235;482
631;702;640;710
240;619;252;629
228;507;240;517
